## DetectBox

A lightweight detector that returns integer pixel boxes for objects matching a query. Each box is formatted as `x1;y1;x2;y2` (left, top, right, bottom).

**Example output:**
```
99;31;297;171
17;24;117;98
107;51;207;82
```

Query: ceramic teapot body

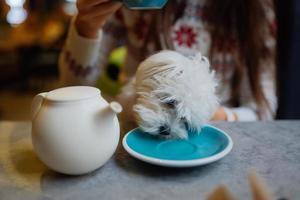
31;86;122;175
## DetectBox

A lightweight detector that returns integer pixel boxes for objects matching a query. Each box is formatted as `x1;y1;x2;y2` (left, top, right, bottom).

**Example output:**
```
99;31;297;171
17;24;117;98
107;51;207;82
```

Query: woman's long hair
142;0;274;117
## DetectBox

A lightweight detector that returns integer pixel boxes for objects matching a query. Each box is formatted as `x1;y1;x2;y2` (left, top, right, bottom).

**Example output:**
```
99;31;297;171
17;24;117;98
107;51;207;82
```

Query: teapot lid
46;86;100;102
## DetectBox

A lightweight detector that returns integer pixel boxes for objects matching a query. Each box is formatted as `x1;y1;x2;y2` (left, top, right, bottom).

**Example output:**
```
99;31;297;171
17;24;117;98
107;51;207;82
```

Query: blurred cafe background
0;0;299;120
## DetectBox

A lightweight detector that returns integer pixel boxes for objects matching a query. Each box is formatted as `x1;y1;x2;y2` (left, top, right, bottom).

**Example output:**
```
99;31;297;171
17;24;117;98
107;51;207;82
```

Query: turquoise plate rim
122;0;168;10
122;125;233;167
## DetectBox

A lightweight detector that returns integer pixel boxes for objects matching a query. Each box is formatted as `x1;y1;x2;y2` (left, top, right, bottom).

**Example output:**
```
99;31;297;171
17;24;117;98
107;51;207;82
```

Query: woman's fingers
75;0;122;38
89;2;122;18
78;1;121;18
92;11;116;23
77;0;109;11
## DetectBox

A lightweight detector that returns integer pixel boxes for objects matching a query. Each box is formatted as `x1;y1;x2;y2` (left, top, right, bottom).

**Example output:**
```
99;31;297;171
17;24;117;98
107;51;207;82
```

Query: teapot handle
31;92;47;120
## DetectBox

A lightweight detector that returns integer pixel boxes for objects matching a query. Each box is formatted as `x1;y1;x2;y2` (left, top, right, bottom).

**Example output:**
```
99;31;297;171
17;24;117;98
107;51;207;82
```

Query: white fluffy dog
118;50;218;138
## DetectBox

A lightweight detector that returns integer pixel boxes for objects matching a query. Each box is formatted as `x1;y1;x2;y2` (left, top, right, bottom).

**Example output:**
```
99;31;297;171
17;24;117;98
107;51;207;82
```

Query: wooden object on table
207;171;273;200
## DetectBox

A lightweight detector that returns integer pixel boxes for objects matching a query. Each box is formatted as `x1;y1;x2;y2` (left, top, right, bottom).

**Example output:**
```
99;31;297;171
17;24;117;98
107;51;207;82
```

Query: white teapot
31;86;122;175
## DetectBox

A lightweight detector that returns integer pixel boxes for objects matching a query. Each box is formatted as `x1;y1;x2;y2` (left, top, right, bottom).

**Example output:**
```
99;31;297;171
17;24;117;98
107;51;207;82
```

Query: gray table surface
0;121;300;200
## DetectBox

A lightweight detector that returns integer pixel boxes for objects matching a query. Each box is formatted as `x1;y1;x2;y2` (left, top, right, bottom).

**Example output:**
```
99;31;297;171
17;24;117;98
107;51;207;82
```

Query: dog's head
133;51;218;138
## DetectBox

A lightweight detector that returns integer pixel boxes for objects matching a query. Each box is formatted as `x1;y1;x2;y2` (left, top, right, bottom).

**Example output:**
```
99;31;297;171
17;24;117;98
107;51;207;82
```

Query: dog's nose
164;99;178;109
159;125;170;136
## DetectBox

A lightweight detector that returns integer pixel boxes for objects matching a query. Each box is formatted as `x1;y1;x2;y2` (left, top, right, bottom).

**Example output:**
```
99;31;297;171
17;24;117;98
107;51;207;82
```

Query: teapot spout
98;101;122;123
109;102;123;114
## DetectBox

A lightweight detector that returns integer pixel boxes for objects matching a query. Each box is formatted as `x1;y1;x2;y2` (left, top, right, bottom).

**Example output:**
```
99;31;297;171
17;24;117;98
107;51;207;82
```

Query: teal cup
115;0;168;10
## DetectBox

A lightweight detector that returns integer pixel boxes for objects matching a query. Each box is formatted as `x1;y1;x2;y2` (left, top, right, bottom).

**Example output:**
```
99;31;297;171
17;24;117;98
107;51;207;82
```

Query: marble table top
0;121;299;200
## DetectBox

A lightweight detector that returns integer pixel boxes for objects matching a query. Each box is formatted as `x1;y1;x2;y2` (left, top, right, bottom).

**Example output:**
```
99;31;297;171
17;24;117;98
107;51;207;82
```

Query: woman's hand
210;107;237;121
75;0;122;39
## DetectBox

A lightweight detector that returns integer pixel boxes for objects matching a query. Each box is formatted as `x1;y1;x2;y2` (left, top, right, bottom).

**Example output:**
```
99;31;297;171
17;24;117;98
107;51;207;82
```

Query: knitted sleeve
59;12;126;86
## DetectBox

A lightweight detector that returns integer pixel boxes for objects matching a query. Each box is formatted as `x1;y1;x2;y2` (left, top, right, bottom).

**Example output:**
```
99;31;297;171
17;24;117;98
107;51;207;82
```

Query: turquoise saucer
122;125;233;167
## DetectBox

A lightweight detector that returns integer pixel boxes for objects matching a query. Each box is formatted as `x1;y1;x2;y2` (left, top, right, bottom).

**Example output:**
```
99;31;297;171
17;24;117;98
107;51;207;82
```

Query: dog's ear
206;184;236;200
248;171;273;200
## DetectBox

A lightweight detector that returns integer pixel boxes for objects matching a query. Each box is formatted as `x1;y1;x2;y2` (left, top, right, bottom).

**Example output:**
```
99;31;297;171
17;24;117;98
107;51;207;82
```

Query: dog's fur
118;50;218;138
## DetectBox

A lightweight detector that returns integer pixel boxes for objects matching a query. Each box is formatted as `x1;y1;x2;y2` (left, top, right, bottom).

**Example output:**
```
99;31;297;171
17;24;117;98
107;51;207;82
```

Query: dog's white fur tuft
119;50;218;138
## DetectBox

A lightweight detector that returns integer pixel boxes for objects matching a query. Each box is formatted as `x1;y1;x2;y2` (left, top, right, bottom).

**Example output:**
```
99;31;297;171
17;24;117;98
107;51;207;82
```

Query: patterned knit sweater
59;0;277;121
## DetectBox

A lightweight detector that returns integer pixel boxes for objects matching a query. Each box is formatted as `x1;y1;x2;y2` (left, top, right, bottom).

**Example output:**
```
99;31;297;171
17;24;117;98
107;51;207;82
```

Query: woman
59;0;277;121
